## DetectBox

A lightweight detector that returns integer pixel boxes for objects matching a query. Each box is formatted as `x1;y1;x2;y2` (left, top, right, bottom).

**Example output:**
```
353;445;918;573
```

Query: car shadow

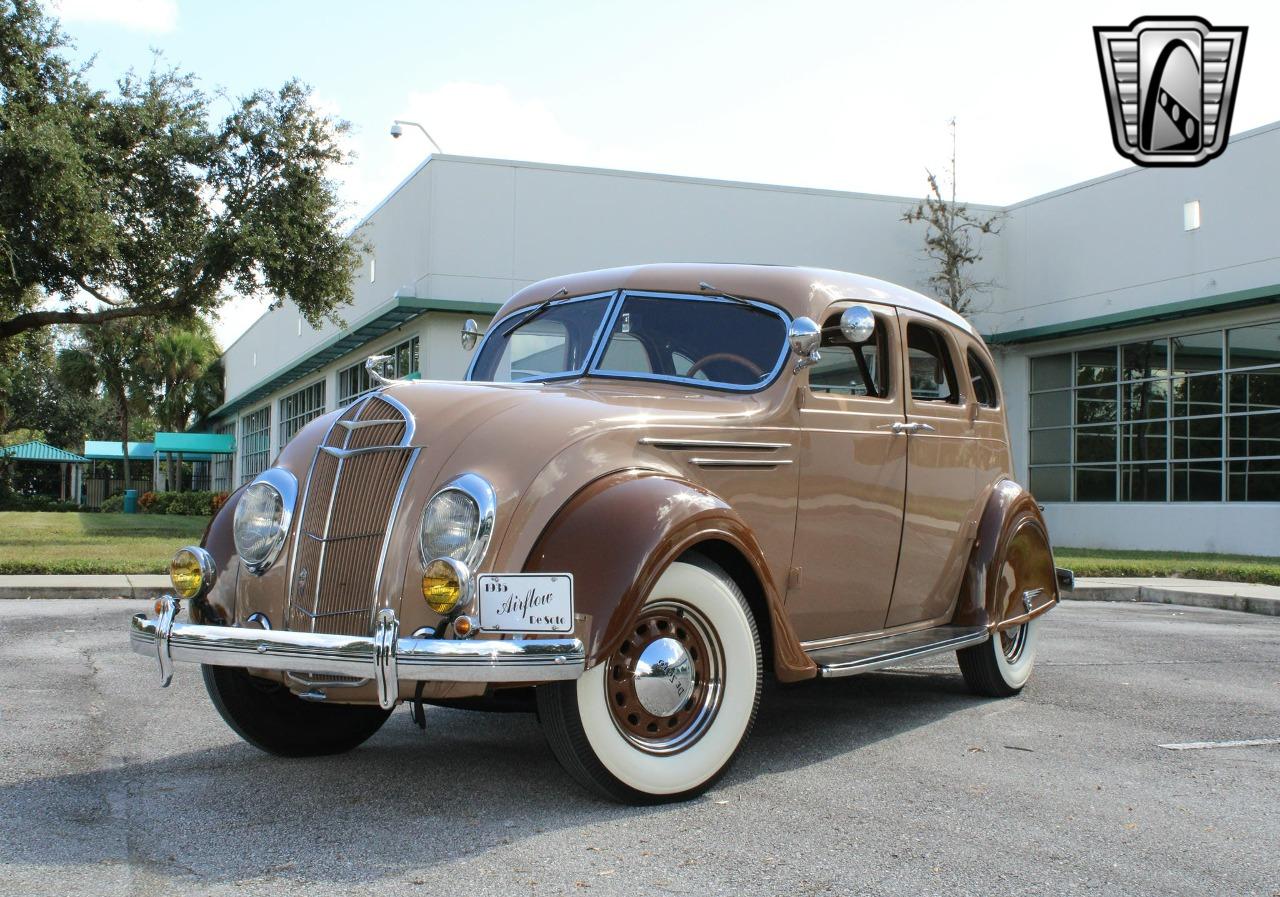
0;667;980;885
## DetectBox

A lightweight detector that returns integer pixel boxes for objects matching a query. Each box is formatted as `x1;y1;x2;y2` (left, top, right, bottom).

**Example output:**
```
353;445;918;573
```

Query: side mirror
461;318;484;351
789;317;821;372
839;305;876;343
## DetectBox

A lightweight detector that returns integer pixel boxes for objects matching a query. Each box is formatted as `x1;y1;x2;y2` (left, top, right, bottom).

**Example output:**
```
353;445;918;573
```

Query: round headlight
234;480;285;571
420;489;480;564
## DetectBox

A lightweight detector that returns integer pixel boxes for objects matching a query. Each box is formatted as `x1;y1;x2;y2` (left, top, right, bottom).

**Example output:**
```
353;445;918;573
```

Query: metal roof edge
984;283;1280;345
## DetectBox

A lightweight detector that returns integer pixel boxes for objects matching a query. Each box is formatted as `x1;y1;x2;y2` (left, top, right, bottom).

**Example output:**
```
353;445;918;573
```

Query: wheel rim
604;600;724;755
999;622;1029;663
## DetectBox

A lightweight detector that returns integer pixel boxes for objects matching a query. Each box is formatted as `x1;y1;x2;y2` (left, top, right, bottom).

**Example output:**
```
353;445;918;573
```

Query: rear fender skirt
524;469;816;683
951;478;1060;630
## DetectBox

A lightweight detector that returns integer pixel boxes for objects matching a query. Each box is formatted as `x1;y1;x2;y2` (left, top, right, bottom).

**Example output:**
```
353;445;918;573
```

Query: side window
906;323;960;404
810;310;890;398
967;348;999;408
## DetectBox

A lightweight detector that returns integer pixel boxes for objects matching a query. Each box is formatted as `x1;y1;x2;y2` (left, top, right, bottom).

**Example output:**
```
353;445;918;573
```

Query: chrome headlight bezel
418;473;496;571
233;468;298;574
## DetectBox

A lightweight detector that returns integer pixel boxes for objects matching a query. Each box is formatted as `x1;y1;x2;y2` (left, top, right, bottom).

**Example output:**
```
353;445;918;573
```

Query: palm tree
149;324;222;490
58;319;156;487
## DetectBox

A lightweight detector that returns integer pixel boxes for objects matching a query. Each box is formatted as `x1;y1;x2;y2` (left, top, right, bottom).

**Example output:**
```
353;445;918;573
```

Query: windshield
469;295;612;383
469;291;789;390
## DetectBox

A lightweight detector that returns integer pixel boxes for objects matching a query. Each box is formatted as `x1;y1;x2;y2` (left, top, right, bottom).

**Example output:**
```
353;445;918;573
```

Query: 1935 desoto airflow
130;264;1071;803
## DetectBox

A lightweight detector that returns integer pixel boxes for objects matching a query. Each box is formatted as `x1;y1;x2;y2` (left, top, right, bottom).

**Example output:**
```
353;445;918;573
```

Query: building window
212;421;235;492
239;407;271;484
279;381;326;446
1028;320;1280;502
337;335;419;406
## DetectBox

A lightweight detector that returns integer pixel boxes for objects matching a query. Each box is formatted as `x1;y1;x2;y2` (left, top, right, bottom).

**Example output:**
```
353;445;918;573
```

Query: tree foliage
901;120;1004;317
0;0;363;341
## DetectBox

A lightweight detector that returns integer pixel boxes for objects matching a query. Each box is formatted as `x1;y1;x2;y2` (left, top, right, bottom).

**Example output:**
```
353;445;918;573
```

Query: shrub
210;491;230;514
100;494;124;513
0;496;83;512
138;491;159;512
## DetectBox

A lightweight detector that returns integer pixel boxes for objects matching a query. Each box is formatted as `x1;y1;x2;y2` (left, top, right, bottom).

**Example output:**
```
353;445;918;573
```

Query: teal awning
154;432;234;454
83;441;156;461
0;440;88;464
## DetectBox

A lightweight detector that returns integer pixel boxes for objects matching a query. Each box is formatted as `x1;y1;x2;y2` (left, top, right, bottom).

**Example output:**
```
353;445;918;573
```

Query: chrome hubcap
632;637;695;717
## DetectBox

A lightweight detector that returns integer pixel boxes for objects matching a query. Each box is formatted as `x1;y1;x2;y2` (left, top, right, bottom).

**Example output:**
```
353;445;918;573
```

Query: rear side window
906;323;960;404
967;348;999;408
810;310;890;398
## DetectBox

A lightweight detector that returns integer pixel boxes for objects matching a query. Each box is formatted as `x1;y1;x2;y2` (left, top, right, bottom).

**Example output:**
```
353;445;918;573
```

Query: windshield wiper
517;287;570;327
698;281;754;306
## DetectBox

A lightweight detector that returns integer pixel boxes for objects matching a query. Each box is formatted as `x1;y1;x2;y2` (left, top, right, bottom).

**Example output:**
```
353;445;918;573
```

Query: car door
883;310;980;629
786;301;908;642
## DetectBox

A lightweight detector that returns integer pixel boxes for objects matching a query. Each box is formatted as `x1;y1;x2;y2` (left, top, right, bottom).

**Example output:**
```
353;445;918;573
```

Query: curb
1066;584;1279;617
0;575;169;601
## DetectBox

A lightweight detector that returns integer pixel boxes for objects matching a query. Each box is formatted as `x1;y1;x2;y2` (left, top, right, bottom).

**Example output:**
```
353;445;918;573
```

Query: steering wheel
684;352;765;380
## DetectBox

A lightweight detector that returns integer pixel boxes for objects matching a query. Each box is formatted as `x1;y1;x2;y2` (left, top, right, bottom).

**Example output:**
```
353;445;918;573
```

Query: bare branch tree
901;118;1004;317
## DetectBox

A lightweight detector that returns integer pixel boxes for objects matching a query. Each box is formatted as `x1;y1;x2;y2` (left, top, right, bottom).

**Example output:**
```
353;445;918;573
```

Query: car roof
497;263;978;337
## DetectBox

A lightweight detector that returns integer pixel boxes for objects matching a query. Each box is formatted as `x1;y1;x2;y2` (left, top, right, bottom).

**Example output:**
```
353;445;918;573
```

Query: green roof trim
1;440;89;464
208;294;501;420
984;283;1280;345
154;432;235;454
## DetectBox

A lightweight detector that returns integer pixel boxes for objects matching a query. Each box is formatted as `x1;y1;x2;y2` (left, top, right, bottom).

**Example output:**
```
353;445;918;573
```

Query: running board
806;625;989;678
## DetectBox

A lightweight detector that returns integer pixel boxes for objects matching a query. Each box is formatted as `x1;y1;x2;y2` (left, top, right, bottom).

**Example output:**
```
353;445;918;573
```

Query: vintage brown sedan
131;263;1071;803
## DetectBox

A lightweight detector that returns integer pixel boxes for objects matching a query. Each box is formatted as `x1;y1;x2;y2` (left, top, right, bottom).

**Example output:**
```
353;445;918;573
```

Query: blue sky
50;0;1280;344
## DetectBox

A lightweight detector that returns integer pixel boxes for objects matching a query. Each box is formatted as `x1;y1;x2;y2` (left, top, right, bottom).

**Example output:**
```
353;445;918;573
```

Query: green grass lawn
1054;547;1280;586
0;512;209;575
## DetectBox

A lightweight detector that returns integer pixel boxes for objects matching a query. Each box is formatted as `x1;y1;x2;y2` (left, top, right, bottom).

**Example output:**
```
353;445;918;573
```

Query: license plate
477;573;574;634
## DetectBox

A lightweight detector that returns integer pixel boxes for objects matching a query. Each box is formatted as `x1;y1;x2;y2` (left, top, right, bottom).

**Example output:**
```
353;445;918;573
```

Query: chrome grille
286;395;417;636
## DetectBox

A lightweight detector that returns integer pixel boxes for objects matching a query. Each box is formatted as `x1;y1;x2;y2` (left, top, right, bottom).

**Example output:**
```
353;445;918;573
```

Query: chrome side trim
688;458;794;468
807;625;989;678
336;418;405;431
319;444;416;459
638;437;791;451
129;602;586;690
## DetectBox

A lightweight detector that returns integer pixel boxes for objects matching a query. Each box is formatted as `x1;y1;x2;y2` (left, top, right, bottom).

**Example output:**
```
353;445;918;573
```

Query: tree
148;323;222;489
58;319;157;485
901;119;1004;317
0;0;363;341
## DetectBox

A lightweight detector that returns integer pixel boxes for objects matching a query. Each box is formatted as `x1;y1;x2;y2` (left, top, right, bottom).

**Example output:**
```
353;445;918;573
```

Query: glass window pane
967;349;998;408
1172;331;1222;375
1076;347;1118;386
1228;459;1280;501
1031;391;1071;428
906;324;960;403
1171;373;1222;417
1075;425;1117;463
1228;321;1280;369
1228;411;1280;459
1120;464;1167;501
1076;385;1118;425
1121;339;1169;380
1075;466;1116;501
1030;429;1071;464
1172;462;1222;501
1123;379;1168;421
1228;368;1280;413
1171;417;1222;460
1122;421;1167;462
1031;354;1072;391
1030;466;1071;502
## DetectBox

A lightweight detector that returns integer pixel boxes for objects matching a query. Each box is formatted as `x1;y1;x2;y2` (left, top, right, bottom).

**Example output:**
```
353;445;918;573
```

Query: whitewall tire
537;557;762;803
957;617;1041;697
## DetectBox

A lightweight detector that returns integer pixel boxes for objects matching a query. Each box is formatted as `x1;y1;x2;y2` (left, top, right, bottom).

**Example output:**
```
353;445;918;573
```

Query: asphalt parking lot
1;600;1276;897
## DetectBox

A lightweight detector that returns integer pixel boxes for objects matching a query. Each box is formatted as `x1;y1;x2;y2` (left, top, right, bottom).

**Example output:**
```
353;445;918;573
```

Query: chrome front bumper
129;597;586;709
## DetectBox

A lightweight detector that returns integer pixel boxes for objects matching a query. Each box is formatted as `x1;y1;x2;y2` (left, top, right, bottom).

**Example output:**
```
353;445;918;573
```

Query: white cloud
51;0;178;33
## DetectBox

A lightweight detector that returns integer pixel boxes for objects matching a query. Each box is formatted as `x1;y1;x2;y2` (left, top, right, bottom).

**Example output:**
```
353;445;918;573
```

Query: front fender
952;478;1059;629
523;469;816;683
190;485;244;626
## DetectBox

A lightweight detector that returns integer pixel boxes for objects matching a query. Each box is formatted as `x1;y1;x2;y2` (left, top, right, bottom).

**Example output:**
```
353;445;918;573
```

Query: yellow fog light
169;546;214;600
421;557;469;614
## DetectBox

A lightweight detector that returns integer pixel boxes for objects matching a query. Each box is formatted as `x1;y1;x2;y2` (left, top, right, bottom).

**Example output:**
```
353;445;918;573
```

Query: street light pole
390;119;444;154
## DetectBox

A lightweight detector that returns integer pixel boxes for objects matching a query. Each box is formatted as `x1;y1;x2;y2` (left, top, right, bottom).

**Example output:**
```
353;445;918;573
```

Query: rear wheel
537;558;762;804
957;617;1041;696
202;665;392;757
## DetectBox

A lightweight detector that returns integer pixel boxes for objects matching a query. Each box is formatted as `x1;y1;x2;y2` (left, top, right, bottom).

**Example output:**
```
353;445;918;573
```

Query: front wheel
537;558;762;804
202;665;392;757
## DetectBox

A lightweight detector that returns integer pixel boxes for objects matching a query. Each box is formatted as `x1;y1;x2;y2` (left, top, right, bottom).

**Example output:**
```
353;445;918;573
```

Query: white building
210;121;1280;555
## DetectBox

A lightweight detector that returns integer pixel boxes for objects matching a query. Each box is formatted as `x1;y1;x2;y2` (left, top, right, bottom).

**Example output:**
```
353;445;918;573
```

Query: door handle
879;421;937;435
